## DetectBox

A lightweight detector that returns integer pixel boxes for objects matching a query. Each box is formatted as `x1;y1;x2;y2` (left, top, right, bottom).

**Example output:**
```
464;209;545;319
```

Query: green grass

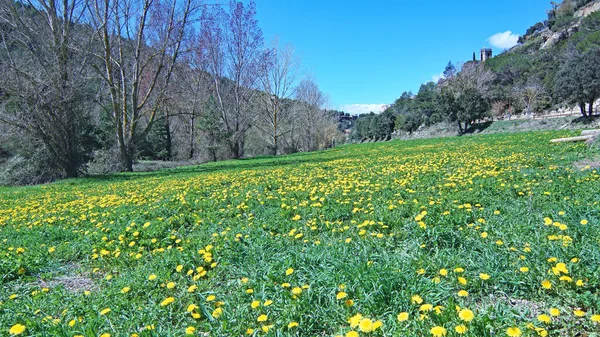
1;131;600;337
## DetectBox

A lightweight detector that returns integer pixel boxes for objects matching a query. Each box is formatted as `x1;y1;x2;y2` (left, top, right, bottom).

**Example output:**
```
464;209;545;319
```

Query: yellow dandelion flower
397;312;409;322
9;324;26;335
541;280;552;289
212;307;223;318
458;309;474;322
372;320;383;330
160;297;175;307
336;292;347;300
430;326;447;337
411;294;423;304
455;325;468;334
419;304;433;312
348;314;363;328
257;314;268;322
506;327;522;337
359;318;373;332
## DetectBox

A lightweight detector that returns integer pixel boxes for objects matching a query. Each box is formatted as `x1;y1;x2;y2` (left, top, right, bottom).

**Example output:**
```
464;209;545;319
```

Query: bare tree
88;0;197;171
293;77;335;152
451;62;495;96
167;60;212;160
198;0;263;159
256;41;299;155
515;82;547;116
0;0;96;178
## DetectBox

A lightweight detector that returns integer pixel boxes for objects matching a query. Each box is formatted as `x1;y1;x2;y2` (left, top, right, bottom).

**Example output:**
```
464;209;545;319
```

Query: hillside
1;130;600;336
484;0;600;109
351;0;600;143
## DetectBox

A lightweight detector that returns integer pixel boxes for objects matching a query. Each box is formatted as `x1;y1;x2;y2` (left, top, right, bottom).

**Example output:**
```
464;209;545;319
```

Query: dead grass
476;292;545;320
36;263;98;293
573;158;600;170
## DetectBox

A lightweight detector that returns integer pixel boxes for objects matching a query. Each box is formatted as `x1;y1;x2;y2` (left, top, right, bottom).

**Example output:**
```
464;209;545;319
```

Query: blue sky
254;0;552;114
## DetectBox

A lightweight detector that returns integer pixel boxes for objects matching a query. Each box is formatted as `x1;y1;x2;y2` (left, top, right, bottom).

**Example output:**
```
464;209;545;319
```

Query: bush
0;150;63;186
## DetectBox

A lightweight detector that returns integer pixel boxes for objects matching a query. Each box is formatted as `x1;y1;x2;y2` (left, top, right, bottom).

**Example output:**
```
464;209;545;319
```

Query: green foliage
139;118;173;161
555;48;600;116
351;111;395;141
457;88;490;125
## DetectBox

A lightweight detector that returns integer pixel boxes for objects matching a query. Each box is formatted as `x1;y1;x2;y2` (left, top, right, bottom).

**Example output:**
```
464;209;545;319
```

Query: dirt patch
573;157;600;170
39;274;97;293
475;292;545;319
36;263;98;293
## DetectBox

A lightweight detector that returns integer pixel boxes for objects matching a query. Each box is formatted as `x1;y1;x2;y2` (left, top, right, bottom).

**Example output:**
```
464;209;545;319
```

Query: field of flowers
1;131;599;337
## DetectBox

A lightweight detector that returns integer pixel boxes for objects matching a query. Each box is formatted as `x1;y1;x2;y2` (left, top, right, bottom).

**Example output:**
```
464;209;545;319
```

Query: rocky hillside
481;0;600;115
514;0;600;52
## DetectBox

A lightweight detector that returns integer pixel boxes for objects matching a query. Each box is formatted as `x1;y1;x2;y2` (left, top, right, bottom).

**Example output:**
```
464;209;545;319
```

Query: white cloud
487;31;519;49
340;104;387;115
432;73;445;83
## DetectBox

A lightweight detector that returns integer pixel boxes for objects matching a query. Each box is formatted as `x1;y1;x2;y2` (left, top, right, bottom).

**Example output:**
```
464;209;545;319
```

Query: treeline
0;0;340;185
352;4;600;141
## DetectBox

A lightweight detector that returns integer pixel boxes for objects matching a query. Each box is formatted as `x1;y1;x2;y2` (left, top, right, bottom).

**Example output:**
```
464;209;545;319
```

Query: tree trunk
229;137;245;159
189;116;195;159
165;113;172;161
120;146;134;172
579;102;588;117
272;135;278;155
237;138;245;158
590;100;596;116
457;121;464;135
63;161;79;178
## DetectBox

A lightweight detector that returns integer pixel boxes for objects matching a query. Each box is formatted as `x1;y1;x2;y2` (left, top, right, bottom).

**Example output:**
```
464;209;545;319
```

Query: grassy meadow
1;131;599;337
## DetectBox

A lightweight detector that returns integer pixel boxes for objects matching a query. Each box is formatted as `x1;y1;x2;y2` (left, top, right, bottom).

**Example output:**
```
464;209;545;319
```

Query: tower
480;47;493;62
